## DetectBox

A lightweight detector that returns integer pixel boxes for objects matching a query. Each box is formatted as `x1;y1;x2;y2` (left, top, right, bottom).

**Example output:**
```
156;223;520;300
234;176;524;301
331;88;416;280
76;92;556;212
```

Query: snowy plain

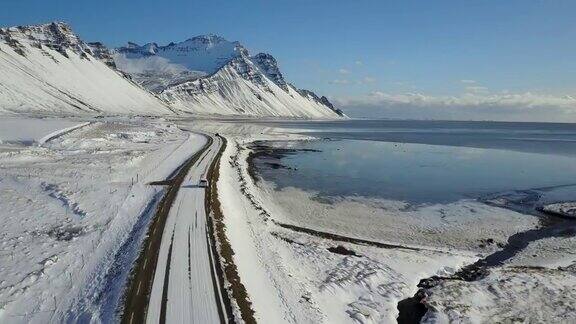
0;117;206;323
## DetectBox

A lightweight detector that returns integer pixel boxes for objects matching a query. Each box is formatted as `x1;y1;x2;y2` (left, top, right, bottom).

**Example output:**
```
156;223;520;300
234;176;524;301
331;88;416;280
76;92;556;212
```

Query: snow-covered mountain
0;22;343;118
113;36;344;117
0;22;173;116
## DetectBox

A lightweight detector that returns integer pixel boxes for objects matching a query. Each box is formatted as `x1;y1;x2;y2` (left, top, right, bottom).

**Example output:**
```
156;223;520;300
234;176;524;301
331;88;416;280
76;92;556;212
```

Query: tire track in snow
160;228;175;324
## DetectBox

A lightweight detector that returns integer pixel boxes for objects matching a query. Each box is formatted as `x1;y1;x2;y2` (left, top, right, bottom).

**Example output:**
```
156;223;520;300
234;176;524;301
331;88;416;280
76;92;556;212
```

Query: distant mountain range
0;22;343;118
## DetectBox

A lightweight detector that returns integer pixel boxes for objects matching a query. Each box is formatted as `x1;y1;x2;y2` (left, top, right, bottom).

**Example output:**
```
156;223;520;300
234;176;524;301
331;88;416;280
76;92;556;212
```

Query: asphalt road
121;134;226;324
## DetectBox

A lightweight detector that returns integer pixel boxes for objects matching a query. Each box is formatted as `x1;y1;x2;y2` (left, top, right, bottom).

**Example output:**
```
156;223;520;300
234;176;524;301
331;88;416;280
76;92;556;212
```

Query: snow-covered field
0;117;205;323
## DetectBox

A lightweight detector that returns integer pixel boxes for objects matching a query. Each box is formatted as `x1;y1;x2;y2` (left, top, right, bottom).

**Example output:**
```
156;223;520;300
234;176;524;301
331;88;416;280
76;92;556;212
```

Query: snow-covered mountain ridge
0;22;343;118
114;36;344;117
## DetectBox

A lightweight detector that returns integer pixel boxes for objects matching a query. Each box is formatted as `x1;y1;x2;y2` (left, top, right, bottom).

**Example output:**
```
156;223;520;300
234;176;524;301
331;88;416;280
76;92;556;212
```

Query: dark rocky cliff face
297;88;344;116
0;22;91;58
0;22;112;63
87;42;117;68
252;53;289;92
320;96;345;116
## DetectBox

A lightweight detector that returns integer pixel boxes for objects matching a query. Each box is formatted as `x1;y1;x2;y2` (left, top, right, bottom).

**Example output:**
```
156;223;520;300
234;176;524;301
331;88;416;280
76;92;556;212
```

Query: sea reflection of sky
255;139;576;205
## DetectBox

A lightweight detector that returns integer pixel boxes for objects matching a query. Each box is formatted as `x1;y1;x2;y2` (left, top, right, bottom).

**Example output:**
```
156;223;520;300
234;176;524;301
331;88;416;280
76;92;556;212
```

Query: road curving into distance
121;133;228;324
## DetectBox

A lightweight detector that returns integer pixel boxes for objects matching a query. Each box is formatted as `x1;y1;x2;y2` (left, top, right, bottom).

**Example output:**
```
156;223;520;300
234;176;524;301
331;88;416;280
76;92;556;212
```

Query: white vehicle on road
199;177;209;187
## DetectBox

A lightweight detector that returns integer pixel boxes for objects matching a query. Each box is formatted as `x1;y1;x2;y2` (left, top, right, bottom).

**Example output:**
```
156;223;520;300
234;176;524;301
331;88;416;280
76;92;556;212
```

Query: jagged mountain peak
252;52;276;61
126;41;141;48
120;34;244;55
251;52;288;92
2;21;79;45
112;33;342;117
114;34;248;77
0;21;94;58
167;34;248;60
184;34;230;46
118;41;159;56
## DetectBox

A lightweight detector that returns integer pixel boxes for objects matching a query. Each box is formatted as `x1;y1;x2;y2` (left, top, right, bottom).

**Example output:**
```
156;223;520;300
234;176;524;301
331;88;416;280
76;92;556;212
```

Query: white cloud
460;79;477;84
338;68;350;75
359;77;376;84
333;91;576;122
355;60;363;66
329;79;350;85
465;86;489;94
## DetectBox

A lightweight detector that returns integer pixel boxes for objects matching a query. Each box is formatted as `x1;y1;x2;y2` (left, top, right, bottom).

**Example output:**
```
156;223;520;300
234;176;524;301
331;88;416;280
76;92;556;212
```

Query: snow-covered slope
0;22;172;116
114;36;344;118
0;22;343;118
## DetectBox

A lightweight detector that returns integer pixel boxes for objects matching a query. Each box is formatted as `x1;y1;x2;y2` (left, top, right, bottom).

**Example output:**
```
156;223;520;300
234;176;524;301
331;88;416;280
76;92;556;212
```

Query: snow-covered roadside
214;132;482;323
0;118;205;323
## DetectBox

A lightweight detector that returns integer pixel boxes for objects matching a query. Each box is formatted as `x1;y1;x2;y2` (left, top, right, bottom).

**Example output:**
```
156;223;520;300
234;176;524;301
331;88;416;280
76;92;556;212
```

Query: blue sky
2;0;576;120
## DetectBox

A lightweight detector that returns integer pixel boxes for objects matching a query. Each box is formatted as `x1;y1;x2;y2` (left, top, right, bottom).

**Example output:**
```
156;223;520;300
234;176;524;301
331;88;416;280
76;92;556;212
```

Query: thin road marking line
143;258;148;269
137;281;142;295
129;312;134;324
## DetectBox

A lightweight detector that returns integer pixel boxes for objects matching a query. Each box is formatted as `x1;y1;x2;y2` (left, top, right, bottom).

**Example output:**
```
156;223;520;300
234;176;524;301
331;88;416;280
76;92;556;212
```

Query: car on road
199;177;209;187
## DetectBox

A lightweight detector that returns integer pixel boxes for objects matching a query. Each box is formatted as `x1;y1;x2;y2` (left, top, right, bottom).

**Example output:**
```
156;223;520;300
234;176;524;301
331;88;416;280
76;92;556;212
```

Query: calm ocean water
252;120;576;204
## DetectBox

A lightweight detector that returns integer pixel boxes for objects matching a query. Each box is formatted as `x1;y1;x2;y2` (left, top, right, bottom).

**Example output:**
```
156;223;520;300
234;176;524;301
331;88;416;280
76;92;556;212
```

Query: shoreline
240;136;576;323
213;133;479;322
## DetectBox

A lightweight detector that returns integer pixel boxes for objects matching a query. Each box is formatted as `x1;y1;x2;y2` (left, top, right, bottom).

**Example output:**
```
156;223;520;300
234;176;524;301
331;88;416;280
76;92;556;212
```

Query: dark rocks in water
265;162;291;170
246;141;322;182
327;245;360;256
